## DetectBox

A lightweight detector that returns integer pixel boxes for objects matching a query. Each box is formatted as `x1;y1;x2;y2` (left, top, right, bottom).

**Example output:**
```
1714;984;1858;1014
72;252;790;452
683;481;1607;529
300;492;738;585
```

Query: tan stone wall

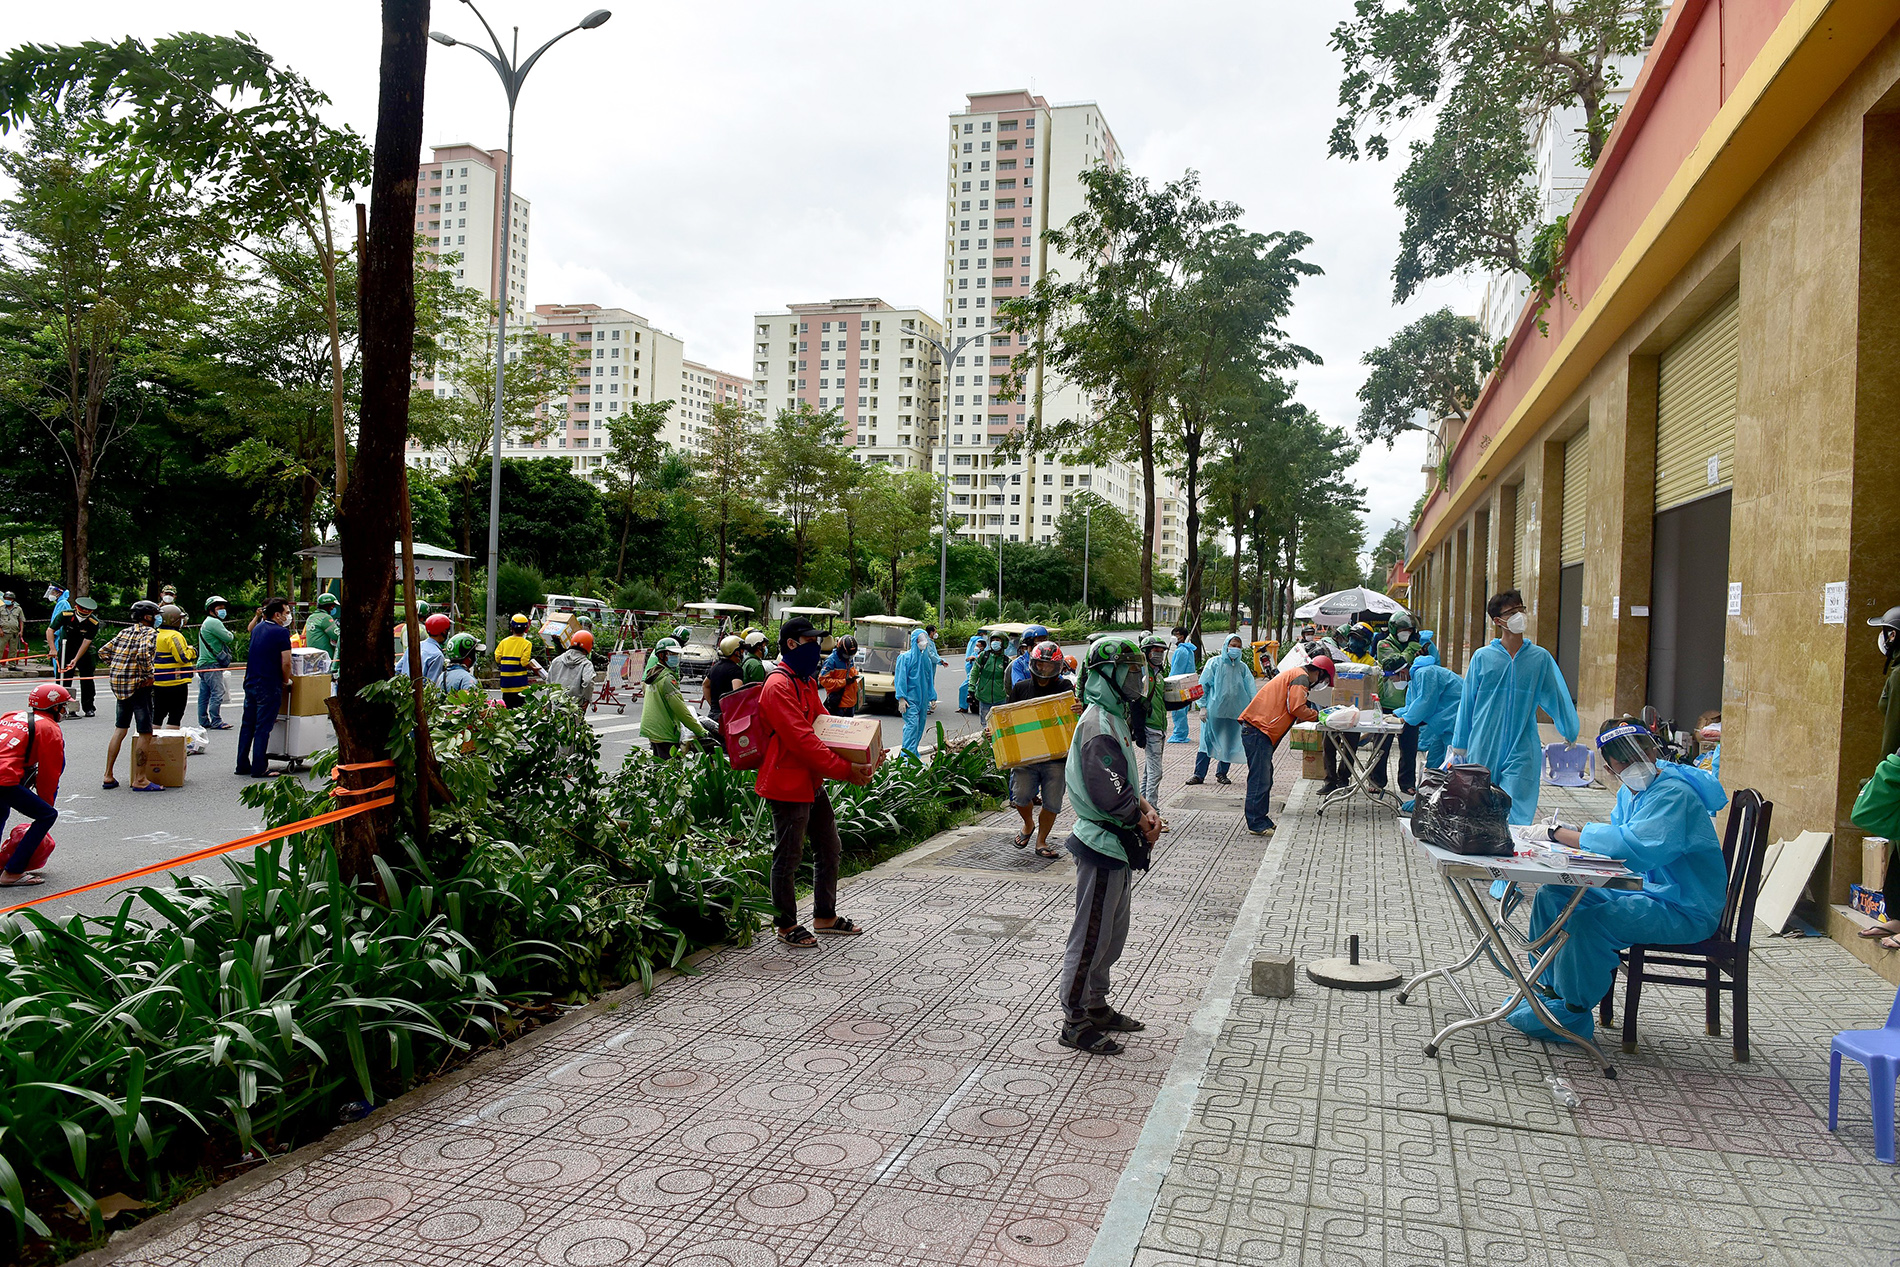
1421;29;1900;975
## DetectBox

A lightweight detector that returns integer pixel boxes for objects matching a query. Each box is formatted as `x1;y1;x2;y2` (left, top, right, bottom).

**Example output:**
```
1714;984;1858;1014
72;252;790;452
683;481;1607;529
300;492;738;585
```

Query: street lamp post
430;2;610;650
1082;502;1092;616
912;329;978;622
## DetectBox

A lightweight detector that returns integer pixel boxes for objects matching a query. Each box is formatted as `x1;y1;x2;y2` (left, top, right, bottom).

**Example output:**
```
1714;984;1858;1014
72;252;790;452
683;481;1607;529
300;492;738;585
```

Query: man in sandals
1057;636;1162;1055
758;615;879;949
1007;640;1076;859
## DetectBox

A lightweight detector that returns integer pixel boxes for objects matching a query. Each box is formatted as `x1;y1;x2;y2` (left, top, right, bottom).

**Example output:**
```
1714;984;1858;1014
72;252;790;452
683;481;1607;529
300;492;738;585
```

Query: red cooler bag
4;823;54;872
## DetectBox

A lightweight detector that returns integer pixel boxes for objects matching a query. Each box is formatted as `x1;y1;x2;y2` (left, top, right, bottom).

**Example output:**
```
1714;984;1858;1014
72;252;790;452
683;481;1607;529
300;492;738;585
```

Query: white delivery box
268;712;335;769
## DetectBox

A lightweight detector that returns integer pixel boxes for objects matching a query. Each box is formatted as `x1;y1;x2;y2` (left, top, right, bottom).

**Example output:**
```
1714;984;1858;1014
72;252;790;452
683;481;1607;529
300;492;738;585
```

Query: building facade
751;298;944;471
413;143;530;316
1403;2;1900;980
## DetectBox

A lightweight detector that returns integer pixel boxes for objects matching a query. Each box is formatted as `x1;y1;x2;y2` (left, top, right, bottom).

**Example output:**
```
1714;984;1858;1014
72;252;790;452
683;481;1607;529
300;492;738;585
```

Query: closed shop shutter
1561;431;1589;566
1655;289;1740;512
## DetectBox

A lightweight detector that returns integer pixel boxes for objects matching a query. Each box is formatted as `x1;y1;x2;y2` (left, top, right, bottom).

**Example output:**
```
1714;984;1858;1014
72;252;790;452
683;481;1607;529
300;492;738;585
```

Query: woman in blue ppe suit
1186;634;1251;785
1396;663;1464;810
1010;625;1051;686
1508;718;1729;1044
1167;629;1197;743
960;631;986;712
894;627;936;755
1449;590;1579;825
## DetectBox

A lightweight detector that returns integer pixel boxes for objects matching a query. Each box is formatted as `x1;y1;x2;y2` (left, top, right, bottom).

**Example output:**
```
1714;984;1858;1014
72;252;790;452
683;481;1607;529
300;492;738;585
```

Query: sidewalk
1105;775;1900;1267
91;736;1264;1267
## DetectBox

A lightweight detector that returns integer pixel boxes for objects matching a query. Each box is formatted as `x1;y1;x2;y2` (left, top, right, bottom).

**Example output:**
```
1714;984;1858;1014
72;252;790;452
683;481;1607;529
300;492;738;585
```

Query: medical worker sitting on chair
1509;716;1729;1045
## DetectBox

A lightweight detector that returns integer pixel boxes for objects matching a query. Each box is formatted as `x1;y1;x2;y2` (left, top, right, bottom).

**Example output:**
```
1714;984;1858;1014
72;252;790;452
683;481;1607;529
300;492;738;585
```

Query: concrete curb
1080;776;1307;1267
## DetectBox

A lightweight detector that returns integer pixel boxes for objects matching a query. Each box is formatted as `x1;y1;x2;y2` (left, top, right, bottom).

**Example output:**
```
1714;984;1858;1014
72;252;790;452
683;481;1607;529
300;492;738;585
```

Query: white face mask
1504;611;1528;635
1619;758;1659;793
1881;630;1894;657
1396;630;1410;642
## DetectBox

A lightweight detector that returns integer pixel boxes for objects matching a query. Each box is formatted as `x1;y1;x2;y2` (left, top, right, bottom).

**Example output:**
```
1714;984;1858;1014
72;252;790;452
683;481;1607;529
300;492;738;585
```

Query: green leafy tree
851;591;886;618
692;398;761;586
715;577;761;611
465;457;609;578
1055;492;1139;618
1300;501;1368;597
1329;1;1666;306
0;111;217;592
856;465;938;614
897;591;928;621
1356;308;1496;445
596;398;674;583
1367;521;1409;590
759;403;851;587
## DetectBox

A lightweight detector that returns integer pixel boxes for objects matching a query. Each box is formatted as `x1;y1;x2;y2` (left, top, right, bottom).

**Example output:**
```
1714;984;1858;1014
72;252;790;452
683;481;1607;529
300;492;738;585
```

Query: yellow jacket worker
151;604;195;729
495;613;543;708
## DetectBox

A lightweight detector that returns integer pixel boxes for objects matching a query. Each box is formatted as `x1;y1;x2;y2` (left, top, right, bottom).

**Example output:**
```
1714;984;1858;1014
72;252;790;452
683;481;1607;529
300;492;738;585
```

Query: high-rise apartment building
939;89;1180;581
676;360;760;456
751;298;944;470
413;144;531;316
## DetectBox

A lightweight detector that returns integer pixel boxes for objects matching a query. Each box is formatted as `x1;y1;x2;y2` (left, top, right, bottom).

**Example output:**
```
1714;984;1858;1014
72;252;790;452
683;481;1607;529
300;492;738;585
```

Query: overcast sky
14;2;1487;561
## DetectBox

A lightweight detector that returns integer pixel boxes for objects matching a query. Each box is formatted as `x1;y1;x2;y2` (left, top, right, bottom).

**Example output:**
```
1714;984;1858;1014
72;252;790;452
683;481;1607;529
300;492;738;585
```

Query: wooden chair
1599;788;1773;1062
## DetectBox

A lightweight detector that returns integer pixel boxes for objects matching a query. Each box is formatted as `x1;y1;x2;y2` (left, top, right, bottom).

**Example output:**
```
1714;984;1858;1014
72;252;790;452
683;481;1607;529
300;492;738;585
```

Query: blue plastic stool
1830;986;1900;1163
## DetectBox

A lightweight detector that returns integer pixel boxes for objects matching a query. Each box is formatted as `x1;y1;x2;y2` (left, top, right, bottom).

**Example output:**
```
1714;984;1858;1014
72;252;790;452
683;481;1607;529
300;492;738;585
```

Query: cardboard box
1163;673;1204;705
1864;837;1891;891
811;714;884;765
1302;747;1325;781
282;673;334;716
988;691;1078;769
1288;721;1321;753
1332;665;1381;710
145;729;188;787
1851;884;1888;922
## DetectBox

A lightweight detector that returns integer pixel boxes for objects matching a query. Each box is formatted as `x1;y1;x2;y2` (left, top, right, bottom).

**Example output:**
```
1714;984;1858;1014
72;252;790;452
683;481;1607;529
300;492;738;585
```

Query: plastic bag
1323;707;1360;729
1412;764;1514;856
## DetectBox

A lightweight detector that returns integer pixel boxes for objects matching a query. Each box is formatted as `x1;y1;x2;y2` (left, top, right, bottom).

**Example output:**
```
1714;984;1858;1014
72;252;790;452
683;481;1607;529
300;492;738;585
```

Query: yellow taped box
988;691;1078;769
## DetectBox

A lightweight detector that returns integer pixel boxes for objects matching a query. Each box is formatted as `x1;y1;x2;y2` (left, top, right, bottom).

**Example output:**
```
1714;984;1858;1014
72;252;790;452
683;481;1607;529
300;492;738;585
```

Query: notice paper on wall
1581;605;1590;627
1612;597;1620;619
1728;582;1743;616
1823;581;1847;625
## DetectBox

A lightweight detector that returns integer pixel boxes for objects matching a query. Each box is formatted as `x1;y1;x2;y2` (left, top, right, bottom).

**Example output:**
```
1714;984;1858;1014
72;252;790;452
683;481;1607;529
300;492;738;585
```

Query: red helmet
1029;640;1066;679
424;613;453;640
568;628;595;653
1306;655;1336;687
28;683;70;715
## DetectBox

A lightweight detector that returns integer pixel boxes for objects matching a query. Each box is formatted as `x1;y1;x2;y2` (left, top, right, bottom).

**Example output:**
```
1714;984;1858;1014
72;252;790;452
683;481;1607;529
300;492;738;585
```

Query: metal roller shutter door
1655;290;1740;512
1561;432;1589;566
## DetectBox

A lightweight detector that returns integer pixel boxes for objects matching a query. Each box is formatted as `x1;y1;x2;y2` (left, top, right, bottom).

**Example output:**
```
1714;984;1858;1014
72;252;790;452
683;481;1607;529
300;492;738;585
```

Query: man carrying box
1056;635;1162;1056
1237;656;1333;836
1007;641;1077;859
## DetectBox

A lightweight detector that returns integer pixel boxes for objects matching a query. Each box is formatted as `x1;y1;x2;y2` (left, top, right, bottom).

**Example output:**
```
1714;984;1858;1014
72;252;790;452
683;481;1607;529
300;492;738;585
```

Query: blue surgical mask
1224;645;1242;662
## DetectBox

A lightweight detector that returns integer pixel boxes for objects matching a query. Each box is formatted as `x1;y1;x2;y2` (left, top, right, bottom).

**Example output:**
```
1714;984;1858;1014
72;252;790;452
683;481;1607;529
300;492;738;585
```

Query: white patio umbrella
1293;586;1409;624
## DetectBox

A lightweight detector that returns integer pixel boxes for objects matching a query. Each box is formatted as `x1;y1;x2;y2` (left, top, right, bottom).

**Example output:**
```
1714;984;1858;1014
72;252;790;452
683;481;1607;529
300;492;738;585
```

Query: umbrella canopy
1293;586;1409;624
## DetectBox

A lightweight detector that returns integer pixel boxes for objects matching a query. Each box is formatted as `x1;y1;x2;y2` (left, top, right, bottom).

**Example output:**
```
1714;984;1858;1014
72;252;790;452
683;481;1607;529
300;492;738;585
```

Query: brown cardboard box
811;714;885;765
146;730;188;787
1866;837;1891;891
283;673;334;717
1302;747;1325;781
1333;667;1380;710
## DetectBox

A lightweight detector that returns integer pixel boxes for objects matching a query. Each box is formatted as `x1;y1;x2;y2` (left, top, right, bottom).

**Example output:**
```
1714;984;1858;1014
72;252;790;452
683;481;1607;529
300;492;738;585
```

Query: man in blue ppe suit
960;630;986;712
894;627;936;755
1167;627;1197;743
1449;590;1578;824
1186;634;1251;785
1507;717;1728;1045
1010;624;1051;687
1397;662;1464;812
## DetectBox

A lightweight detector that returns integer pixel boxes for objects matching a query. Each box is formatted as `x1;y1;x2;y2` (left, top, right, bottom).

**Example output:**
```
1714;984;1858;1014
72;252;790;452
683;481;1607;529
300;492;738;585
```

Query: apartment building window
963;123;973;133
981;122;991;132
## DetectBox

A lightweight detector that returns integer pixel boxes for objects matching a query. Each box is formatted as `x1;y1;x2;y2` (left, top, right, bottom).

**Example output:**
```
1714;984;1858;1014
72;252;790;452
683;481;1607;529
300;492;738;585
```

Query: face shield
1597;722;1661;789
1116;660;1148;702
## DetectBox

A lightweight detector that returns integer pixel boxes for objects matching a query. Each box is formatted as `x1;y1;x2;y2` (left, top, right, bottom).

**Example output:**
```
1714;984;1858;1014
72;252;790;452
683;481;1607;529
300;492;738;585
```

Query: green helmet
653;636;682;658
445;632;478;660
1388;611;1417;633
1086;634;1146;704
316;592;339;609
1139;630;1169;667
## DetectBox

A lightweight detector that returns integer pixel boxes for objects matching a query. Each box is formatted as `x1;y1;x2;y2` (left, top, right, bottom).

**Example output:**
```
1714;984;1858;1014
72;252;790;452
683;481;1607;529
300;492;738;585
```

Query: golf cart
676;601;755;678
976;622;1032;658
853;614;923;713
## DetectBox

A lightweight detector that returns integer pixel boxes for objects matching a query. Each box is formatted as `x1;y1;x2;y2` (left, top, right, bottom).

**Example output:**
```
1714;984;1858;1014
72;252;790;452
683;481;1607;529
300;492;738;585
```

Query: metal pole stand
1306;933;1403;991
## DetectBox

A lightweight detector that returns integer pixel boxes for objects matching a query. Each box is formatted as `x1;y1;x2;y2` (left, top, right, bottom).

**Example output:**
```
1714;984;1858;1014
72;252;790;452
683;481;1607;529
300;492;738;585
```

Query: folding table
1315;716;1407;816
1396;818;1641;1078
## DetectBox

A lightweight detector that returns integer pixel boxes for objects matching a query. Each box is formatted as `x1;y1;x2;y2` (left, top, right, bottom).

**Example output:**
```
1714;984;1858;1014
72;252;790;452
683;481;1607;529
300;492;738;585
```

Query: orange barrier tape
0;794;397;914
332;779;396;799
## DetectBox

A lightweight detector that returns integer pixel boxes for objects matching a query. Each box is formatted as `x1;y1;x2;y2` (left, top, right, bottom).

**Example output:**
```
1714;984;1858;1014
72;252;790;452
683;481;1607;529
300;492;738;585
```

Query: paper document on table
1509;827;1627;871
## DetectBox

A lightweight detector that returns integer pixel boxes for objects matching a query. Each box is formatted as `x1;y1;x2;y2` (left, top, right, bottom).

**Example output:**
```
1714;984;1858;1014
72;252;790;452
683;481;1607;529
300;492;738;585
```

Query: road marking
590;722;644;735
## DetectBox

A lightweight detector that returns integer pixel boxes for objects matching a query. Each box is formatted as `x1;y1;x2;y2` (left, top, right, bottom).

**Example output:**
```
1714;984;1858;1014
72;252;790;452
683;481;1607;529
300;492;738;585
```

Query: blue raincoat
894;628;934;755
1522;763;1728;1036
1197;644;1252;765
1398;663;1463;769
1451;639;1579;825
1168;641;1197;742
960;633;985;710
1009;627;1052;686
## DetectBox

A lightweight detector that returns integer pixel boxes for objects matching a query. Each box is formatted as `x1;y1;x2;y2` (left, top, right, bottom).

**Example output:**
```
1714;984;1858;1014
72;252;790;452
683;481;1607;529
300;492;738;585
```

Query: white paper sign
1631;605;1650;617
1823;581;1847;625
1707;454;1721;486
1612;597;1620;619
1581;605;1590;627
1727;582;1742;617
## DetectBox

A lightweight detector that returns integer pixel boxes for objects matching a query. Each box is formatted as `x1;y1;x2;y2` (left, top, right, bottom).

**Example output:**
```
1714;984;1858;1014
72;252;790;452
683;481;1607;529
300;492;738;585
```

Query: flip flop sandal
1057;1025;1124;1056
130;784;165;792
1091;1010;1147;1033
815;917;863;936
1011;830;1032;850
0;874;46;887
101;780;119;790
1881;935;1900;952
1856;924;1900;939
777;925;819;949
1035;844;1062;859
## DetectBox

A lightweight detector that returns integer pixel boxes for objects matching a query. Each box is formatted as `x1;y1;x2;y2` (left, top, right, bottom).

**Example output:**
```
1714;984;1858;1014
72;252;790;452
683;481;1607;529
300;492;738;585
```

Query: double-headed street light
429;2;610;650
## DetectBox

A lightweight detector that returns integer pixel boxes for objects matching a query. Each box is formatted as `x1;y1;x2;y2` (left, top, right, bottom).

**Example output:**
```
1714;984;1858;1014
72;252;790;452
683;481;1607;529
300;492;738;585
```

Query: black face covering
784;641;824;678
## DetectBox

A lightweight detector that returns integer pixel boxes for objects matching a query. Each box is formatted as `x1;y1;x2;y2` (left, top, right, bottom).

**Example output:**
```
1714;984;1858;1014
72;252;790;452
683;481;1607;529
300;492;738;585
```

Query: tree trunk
322;209;350;498
1181;422;1202;645
614;500;632;582
332;0;429;882
1229;493;1243;635
1138;404;1156;630
717;504;729;587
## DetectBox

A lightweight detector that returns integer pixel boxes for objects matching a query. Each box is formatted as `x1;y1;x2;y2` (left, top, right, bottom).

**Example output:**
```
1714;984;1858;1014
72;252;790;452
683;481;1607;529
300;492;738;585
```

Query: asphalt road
0;633;1240;922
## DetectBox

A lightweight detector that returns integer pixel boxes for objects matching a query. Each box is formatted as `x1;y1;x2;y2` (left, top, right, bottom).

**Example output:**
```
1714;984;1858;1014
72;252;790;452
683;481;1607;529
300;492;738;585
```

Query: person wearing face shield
1448;589;1580;825
894;627;938;756
1167;628;1197;743
1137;634;1171;810
0;683;71;887
1187;635;1251;786
1055;636;1161;1055
969;632;1013;724
1507;717;1728;1045
1372;613;1424;796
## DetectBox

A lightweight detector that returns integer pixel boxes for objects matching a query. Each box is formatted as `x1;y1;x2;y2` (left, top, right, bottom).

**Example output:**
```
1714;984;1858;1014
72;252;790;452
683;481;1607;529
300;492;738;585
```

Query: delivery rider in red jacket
757;615;880;948
0;682;71;887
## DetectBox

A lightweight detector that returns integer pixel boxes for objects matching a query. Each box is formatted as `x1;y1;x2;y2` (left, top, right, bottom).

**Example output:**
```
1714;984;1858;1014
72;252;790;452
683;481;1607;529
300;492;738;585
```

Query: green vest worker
494;613;543;708
1056;635;1162;1057
304;592;341;657
640;636;708;757
741;630;769;684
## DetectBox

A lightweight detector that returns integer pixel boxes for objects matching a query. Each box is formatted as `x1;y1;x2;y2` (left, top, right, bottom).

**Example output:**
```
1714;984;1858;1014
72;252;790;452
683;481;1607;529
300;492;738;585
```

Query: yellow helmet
510;613;530;630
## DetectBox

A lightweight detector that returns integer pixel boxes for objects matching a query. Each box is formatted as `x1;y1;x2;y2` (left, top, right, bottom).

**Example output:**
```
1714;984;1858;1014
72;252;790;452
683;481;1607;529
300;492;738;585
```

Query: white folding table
1396;818;1641;1078
1315;716;1407;815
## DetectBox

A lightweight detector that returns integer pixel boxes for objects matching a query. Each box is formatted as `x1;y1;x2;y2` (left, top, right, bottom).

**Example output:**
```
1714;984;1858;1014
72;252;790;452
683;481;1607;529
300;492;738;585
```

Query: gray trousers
1141;731;1164;806
1059;844;1133;1025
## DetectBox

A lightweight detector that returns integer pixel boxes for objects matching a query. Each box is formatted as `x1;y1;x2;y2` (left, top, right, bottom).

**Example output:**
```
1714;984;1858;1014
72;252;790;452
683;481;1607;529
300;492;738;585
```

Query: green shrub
715;579;762;612
1028;603;1053;623
974;597;999;623
850;592;886;618
1002;599;1028;622
496;561;547;616
942;593;969;621
615;580;670;612
792;588;830;609
897;591;928;621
